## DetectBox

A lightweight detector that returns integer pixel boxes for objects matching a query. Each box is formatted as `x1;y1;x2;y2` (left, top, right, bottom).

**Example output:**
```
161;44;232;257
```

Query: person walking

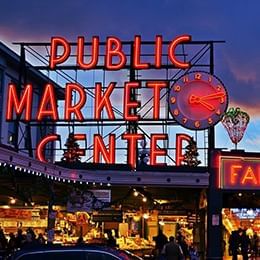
251;232;259;258
239;230;250;260
154;229;168;259
229;230;239;260
164;236;184;260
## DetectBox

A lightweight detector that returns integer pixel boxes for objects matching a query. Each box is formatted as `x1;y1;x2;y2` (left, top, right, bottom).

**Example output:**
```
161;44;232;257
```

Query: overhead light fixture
133;190;139;197
159;220;165;226
142;197;147;202
10;198;16;204
143;213;149;219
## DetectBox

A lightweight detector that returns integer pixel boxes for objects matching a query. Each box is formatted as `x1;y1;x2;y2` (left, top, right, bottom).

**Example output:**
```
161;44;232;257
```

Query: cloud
1;0;260;118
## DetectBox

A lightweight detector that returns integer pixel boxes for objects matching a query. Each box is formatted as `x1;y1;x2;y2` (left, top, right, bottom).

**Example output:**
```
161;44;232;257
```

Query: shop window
8;121;17;146
7;77;18;146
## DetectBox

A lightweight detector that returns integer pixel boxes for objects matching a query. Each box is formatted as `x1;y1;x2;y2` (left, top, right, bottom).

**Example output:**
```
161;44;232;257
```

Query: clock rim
168;71;229;130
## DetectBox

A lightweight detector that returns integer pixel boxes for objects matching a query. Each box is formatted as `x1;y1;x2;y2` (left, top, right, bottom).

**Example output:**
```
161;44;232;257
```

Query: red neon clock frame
169;71;228;130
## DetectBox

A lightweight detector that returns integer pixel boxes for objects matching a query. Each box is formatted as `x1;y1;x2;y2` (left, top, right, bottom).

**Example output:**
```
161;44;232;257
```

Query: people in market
251;232;259;258
7;233;16;253
15;229;25;248
229;230;239;260
239;229;250;260
163;236;184;260
176;232;189;259
107;230;116;247
37;233;46;245
154;229;168;258
0;229;7;250
76;235;84;245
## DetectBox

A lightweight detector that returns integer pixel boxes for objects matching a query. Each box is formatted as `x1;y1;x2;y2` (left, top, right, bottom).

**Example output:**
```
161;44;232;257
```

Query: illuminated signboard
218;155;260;189
5;35;228;167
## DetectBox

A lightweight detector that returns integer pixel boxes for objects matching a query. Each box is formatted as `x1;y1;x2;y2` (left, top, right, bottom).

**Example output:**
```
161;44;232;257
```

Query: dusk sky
1;0;260;153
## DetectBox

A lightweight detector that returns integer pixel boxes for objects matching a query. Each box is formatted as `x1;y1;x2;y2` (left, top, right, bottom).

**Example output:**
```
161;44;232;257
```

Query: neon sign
5;35;227;167
49;35;191;70
219;155;260;189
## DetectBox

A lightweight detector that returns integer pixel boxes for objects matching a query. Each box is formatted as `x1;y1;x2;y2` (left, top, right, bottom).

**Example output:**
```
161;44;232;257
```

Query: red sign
0;208;32;219
5;35;225;167
219;155;260;189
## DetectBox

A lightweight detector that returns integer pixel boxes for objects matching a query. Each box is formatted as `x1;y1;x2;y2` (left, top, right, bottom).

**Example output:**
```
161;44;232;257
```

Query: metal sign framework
13;39;225;167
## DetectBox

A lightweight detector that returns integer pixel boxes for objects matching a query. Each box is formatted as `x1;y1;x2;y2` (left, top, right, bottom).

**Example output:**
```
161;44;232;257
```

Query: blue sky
1;0;260;156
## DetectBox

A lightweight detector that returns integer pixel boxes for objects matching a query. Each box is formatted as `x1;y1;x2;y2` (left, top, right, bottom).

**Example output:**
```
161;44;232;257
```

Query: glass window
8;121;17;146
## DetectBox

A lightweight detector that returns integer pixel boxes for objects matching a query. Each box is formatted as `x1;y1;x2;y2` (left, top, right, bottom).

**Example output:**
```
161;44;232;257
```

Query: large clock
169;71;228;130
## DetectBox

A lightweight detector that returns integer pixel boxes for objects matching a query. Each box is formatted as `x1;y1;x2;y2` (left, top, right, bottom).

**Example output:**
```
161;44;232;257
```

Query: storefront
0;152;208;258
207;150;260;259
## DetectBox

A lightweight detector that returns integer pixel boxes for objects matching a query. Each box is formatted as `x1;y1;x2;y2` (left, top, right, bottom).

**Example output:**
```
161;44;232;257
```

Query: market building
0;37;259;259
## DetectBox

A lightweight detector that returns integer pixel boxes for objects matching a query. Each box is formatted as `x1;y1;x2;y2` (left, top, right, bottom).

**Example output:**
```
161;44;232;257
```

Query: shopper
0;229;7;250
7;233;16;253
15;229;25;248
107;230;116;247
164;236;184;260
76;235;84;245
154;229;168;258
239;230;250;260
37;233;46;245
251;232;259;258
176;234;189;259
229;230;239;260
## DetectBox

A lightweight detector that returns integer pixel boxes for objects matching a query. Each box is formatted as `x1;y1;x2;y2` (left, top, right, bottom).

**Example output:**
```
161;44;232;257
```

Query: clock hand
189;95;215;111
200;92;226;102
198;100;215;111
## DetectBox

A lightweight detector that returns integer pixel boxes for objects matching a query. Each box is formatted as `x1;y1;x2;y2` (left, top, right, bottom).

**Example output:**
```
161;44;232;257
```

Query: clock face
169;71;228;130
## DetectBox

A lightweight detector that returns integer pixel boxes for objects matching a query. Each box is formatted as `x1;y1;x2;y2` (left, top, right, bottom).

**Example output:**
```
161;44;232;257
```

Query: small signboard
219;155;260;190
212;214;219;226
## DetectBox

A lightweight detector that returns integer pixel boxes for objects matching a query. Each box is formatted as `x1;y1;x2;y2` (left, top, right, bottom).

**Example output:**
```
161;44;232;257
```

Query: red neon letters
150;134;167;166
123;82;141;121
36;134;59;163
122;133;144;168
36;132;193;166
37;84;58;121
219;156;260;189
77;36;99;69
49;35;192;70
65;83;86;121
50;37;71;69
93;134;116;164
168;35;191;69
6;84;33;121
147;82;167;119
94;82;115;120
175;134;192;166
12;34;196;166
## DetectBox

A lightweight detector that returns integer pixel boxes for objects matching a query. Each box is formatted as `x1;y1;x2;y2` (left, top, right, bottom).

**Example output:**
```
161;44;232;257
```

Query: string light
0;161;114;187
